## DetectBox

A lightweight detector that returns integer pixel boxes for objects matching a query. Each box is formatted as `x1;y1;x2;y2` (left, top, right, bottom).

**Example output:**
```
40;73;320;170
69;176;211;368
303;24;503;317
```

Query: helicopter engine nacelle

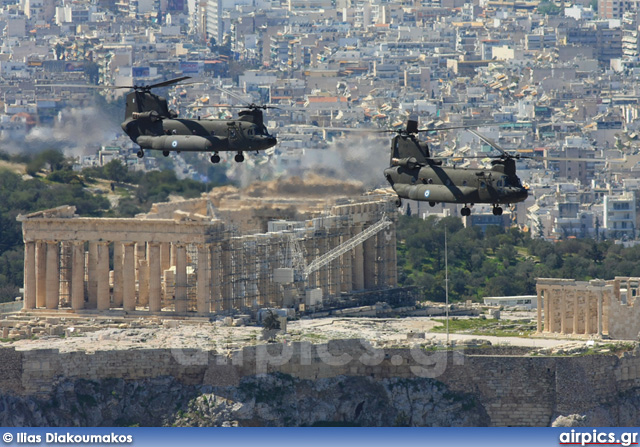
132;111;161;122
136;135;217;152
391;157;423;169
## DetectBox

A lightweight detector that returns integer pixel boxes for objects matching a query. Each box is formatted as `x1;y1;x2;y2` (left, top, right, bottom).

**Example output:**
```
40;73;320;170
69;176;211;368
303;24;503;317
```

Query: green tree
103;159;129;183
537;0;562;14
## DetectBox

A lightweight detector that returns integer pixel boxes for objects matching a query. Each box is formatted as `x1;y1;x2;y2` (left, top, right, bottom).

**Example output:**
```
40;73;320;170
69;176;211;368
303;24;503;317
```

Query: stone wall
2;342;639;426
0;348;24;395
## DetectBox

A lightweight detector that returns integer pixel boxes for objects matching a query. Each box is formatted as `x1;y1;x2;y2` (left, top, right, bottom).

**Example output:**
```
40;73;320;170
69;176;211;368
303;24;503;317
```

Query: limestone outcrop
0;374;488;427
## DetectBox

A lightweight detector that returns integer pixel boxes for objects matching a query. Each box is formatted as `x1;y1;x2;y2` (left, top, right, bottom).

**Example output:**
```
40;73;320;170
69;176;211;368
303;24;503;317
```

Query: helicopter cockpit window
248;129;254;136
503;177;522;187
497;180;503;187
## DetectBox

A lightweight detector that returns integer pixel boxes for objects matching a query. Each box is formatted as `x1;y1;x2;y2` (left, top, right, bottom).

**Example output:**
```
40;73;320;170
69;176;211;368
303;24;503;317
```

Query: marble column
123;243;136;312
197;244;209;316
573;292;579;335
210;244;222;313
352;224;365;290
256;238;268;308
113;243;124;307
363;223;377;290
135;242;146;305
148;243;161;312
597;291;603;336
235;241;247;309
318;232;330;298
340;232;353;294
138;259;149;307
170;243;177;270
175;244;187;313
585;294;592;335
87;242;98;309
330;233;342;297
536;287;542;333
543;287;550;332
71;241;85;311
96;241;110;311
159;242;170;271
23;241;36;310
45;241;59;310
221;242;233;312
35;241;46;308
385;224;397;287
560;293;567;334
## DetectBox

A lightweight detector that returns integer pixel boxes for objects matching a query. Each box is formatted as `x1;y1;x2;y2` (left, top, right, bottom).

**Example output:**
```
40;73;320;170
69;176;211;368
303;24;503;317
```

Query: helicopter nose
517;187;528;201
267;136;277;147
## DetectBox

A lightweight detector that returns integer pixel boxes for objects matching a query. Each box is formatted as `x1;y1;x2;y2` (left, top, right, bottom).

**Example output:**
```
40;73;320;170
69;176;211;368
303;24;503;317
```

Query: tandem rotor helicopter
330;117;615;217
43;76;278;163
383;119;528;216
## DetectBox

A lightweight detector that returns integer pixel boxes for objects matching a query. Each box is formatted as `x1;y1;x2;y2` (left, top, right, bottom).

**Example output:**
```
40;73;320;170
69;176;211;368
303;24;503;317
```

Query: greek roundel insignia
424;190;430;198
171;140;178;148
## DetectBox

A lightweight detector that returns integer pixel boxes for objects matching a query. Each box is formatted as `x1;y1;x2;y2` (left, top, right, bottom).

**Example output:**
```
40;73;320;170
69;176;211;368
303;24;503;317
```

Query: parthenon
536;277;640;340
18;178;398;317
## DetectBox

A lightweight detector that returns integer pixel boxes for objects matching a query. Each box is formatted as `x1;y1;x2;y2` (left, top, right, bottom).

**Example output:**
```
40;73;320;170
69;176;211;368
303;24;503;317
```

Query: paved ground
5;313;588;353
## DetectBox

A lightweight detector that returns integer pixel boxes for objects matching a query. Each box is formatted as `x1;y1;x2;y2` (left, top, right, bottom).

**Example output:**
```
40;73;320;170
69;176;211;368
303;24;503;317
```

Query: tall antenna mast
445;225;449;346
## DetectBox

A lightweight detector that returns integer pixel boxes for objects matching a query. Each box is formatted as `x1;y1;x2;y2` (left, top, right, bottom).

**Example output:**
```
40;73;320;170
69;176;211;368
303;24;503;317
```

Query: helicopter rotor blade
37;76;192;91
37;83;133;90
466;129;509;157
416;125;473;132
144;76;192;90
224;104;281;110
213;86;254;105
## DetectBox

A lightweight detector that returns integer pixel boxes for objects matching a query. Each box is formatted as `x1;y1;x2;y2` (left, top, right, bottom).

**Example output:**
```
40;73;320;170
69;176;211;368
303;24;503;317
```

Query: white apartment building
604;191;637;240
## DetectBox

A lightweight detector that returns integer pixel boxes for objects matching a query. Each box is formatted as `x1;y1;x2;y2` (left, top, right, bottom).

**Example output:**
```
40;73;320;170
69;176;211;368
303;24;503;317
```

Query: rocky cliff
0;374;489;427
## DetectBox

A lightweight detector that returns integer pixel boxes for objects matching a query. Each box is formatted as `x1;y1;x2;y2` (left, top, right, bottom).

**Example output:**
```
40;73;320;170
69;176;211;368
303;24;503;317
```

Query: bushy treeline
396;214;640;302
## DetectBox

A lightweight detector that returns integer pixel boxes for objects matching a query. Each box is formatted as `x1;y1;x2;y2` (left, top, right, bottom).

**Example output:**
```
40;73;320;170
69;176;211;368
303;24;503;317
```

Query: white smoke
3;106;119;158
296;133;390;189
223;132;391;189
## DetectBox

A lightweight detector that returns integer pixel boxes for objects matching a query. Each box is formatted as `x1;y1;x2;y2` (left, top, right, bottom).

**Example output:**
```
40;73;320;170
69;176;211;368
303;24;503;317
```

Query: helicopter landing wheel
136;149;144;158
492;206;503;216
395;198;402;208
235;153;244;163
461;206;471;216
162;151;170;157
210;153;221;164
429;201;436;207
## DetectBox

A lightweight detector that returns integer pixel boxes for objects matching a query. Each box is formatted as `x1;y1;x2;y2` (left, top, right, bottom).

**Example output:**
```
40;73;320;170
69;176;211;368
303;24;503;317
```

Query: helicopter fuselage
121;86;277;163
122;116;277;154
384;159;528;206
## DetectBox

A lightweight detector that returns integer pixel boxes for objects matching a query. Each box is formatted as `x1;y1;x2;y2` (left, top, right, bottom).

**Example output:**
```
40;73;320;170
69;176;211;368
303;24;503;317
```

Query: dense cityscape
2;0;640;241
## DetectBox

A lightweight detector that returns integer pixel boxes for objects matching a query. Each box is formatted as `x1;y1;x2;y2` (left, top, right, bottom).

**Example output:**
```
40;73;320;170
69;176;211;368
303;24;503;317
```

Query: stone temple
18;177;399;316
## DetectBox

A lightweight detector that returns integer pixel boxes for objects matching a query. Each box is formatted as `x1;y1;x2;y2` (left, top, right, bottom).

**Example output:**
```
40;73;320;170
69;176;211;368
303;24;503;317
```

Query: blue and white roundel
424;190;430;198
171;140;178;148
